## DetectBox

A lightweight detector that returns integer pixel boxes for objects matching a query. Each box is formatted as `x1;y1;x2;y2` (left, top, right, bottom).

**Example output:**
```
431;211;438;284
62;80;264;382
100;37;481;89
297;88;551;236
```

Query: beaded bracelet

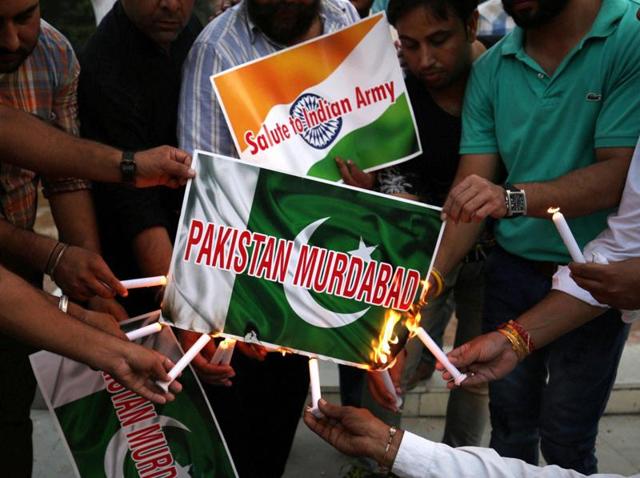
378;426;398;474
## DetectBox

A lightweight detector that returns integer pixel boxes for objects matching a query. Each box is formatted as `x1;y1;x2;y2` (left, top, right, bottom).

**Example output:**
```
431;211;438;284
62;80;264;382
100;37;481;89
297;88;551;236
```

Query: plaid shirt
0;20;89;230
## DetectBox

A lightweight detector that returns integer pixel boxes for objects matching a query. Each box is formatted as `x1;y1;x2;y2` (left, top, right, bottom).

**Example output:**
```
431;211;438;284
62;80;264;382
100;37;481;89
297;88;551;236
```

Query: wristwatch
120;151;137;184
503;182;526;217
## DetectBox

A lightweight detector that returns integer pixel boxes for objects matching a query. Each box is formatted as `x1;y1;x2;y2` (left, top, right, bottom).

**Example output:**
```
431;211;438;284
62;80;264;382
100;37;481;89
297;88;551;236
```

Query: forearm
132;227;173;276
0;105;122;182
49;190;101;252
0;265;128;370
0;219;56;275
433;220;484;276
517;153;630;218
516;291;603;349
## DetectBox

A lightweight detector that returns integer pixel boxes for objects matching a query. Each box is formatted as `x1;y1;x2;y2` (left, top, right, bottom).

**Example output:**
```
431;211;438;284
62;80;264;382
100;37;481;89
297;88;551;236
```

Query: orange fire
405;311;421;337
370;310;403;367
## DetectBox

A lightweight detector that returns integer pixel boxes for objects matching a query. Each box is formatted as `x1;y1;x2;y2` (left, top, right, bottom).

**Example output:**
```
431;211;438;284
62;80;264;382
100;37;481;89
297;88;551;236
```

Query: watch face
508;191;526;215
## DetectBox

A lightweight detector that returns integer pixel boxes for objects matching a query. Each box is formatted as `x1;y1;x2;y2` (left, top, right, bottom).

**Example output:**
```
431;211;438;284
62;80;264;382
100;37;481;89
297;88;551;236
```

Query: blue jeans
483;247;629;474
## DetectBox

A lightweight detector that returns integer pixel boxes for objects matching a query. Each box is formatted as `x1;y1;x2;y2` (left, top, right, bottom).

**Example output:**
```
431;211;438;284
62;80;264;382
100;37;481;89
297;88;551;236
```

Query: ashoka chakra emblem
290;93;342;150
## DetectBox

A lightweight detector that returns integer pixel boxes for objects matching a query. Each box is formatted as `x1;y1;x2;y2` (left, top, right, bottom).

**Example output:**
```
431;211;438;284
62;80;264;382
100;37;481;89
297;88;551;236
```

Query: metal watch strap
121;151;136;184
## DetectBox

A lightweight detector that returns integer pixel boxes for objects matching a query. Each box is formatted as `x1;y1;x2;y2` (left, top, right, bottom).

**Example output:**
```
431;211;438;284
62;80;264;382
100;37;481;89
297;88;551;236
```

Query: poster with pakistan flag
30;311;237;478
211;12;421;181
162;152;443;367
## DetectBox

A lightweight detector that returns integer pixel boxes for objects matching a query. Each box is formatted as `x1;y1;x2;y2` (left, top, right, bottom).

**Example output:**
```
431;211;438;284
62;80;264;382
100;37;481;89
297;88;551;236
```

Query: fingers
568;262;607;281
367;372;398;412
335;157;355;185
190;352;236;385
92;258;127;297
316;398;343;419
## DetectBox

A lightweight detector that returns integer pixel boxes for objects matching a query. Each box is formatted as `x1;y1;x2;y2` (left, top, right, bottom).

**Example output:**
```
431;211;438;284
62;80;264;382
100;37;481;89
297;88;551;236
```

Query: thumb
162;157;195;182
317;399;343;419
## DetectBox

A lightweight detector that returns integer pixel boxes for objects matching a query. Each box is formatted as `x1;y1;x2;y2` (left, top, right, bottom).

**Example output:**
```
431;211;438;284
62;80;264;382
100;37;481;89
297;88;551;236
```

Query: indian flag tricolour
30;312;238;478
211;13;421;181
162;152;443;367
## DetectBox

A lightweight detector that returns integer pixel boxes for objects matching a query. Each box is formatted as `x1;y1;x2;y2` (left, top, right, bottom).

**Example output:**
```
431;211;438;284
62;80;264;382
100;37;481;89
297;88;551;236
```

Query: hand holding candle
210;338;237;365
157;333;211;392
379;369;403;409
548;208;585;263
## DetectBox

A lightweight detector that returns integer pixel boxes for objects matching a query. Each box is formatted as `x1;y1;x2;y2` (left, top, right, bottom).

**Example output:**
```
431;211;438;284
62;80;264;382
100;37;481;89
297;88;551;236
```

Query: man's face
396;5;476;90
502;0;570;28
0;0;40;73
121;0;194;49
247;0;320;45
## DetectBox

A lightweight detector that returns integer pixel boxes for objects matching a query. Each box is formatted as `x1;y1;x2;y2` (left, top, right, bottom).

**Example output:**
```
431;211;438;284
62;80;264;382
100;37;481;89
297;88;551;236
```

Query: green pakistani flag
162;151;443;367
30;312;238;478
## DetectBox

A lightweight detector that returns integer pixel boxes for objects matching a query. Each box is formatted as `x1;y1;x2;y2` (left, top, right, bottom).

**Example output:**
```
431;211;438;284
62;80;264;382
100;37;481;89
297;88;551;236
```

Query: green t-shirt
460;0;640;262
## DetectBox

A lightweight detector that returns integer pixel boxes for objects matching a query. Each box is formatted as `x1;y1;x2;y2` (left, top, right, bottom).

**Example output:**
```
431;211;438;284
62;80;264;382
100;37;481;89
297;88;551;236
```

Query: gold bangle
497;328;528;361
430;267;445;298
378;426;398;474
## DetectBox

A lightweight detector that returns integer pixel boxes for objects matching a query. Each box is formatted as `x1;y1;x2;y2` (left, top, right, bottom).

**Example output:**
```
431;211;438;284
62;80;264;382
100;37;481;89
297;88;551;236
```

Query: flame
405;311;422;336
370;310;403;366
547;207;560;214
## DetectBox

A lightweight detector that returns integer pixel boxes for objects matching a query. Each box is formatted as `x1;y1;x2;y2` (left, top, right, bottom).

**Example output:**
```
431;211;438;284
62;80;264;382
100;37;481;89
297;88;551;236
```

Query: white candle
379;370;403;409
210;338;236;365
126;322;162;341
157;333;211;392
121;275;167;290
308;358;323;418
221;339;236;365
550;209;586;263
415;327;467;386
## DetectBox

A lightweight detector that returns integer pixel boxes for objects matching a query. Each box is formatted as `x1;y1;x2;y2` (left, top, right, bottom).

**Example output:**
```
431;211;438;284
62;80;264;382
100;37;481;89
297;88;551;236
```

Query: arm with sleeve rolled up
0;264;180;404
0;106;193;187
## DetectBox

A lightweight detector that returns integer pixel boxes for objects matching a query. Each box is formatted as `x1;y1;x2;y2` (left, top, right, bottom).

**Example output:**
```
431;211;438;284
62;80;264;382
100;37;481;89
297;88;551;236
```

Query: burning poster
162;152;443;368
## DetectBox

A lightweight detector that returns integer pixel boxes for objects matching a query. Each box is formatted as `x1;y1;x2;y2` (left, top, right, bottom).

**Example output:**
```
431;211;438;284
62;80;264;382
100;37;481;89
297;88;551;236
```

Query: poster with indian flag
161;151;443;368
210;13;421;181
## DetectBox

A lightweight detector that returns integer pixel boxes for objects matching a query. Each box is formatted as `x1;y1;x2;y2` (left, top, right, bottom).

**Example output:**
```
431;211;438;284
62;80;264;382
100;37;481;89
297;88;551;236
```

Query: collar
241;0;327;47
501;0;628;57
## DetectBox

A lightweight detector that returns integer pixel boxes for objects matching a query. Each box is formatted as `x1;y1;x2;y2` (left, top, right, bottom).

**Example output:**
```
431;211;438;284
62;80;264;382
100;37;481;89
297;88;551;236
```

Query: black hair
387;0;478;26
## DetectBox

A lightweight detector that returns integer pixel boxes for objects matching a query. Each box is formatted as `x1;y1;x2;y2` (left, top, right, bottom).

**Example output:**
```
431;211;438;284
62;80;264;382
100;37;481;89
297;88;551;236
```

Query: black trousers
205;351;309;478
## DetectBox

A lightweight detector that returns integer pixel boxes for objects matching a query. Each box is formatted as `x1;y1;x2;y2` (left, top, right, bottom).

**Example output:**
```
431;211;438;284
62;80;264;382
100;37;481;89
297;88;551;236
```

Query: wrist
377;427;404;473
503;182;527;218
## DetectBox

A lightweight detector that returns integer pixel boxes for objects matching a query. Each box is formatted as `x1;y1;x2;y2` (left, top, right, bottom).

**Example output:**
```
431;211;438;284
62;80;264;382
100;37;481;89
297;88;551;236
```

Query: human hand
178;330;235;386
236;341;268;361
53;246;127;301
367;349;406;412
569;258;640;310
65;299;128;340
102;343;183;404
438;331;518;389
442;175;506;223
134;146;195;189
335;157;376;189
304;399;399;465
87;296;129;322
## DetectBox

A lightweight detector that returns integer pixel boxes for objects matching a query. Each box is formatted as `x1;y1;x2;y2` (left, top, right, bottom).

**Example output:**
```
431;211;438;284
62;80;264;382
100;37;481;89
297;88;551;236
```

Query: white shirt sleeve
392;431;626;478
552;136;640;313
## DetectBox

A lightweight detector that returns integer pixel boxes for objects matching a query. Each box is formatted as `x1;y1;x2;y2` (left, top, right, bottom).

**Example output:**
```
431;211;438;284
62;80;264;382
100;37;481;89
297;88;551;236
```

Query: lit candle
157;333;211;392
210;338;236;365
379;370;403;409
414;327;467;386
126;322;162;341
548;208;585;263
121;275;168;290
308;358;323;418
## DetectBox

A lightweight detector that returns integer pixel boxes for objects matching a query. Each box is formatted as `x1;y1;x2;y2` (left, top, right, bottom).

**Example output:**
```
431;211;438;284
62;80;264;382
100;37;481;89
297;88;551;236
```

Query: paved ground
32;409;640;477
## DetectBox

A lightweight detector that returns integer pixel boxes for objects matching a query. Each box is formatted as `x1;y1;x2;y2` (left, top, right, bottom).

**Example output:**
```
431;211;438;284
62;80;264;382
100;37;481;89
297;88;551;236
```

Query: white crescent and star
104;415;192;478
283;217;375;329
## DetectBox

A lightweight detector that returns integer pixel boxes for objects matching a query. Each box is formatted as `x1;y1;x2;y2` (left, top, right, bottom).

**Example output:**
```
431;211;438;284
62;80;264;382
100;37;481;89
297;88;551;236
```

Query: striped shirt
0;20;89;230
178;0;360;156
